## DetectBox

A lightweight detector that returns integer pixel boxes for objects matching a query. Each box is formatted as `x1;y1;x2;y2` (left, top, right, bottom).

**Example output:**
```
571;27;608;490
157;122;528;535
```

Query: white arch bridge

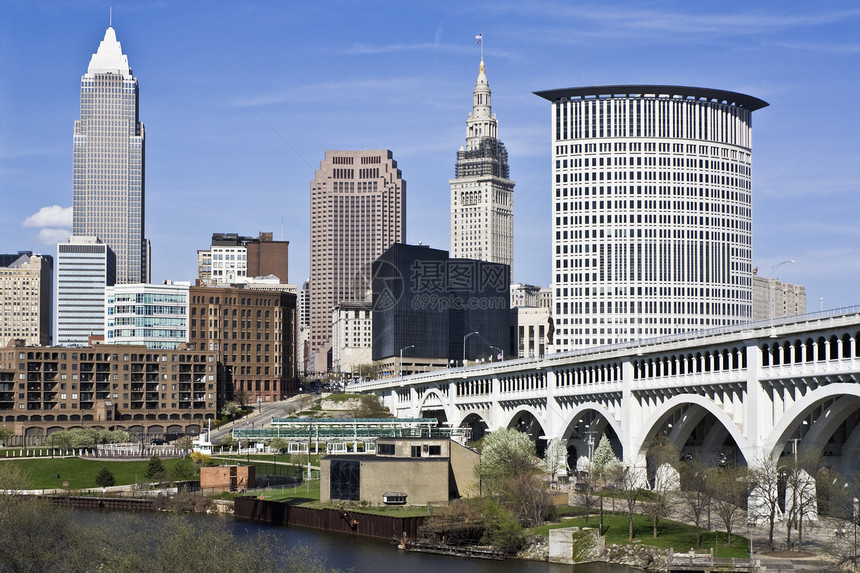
356;308;860;475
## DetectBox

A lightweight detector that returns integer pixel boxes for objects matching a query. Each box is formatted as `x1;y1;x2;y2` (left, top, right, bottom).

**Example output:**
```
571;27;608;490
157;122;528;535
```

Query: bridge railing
354;306;860;391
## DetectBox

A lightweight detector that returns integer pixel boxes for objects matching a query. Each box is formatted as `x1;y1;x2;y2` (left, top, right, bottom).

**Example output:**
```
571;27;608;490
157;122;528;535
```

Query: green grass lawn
530;511;749;558
0;456;195;489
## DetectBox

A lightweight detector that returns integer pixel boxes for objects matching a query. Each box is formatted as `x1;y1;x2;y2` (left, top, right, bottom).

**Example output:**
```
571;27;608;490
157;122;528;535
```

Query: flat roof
533;85;768;111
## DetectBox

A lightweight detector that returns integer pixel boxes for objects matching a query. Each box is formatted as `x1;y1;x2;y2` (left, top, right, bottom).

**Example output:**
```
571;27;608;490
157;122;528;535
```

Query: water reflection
78;509;637;573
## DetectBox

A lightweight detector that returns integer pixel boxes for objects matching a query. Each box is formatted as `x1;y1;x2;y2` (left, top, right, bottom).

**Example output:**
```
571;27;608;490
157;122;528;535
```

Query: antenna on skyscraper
110;6;112;27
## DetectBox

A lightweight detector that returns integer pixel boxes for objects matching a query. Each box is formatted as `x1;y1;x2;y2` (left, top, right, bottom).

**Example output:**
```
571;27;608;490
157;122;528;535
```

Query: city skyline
2;2;859;311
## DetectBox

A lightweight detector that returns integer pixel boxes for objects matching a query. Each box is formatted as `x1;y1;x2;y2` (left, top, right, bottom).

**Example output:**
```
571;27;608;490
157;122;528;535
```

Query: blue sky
1;1;859;310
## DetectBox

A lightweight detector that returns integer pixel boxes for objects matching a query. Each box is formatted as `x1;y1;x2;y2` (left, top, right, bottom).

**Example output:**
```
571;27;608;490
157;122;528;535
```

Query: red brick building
188;286;297;406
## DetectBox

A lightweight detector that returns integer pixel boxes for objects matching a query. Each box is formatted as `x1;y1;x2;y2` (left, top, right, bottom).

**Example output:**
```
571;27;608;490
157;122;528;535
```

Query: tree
190;452;212;466
144;455;166;482
748;449;783;551
221;401;242;421
784;450;823;551
269;438;290;454
645;436;678;538
590;434;621;534
0;425;14;446
170;458;198;482
591;434;619;476
477;428;551;527
677;459;713;548
0;495;99;572
576;469;600;527
619;465;642;541
711;465;748;543
175;435;194;456
350;394;390;418
480;498;527;554
95;467;116;489
234;386;248;408
543;438;569;482
0;462;30;493
477;428;537;497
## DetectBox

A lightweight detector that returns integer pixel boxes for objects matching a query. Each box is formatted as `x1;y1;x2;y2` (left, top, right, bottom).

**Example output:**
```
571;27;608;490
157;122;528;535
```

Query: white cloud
22;205;72;229
38;228;72;245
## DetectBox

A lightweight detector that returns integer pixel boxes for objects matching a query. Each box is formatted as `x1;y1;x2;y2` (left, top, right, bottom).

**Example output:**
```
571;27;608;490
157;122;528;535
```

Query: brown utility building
200;464;255;492
0;340;218;440
188;286;297;407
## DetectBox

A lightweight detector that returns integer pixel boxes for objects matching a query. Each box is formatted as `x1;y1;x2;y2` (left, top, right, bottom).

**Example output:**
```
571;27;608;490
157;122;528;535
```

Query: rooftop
534;84;768;111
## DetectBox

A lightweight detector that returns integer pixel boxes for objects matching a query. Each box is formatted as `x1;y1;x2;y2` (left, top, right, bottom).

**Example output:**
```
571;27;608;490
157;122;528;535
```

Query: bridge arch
501;406;548;456
764;383;860;474
459;410;490;442
634;393;753;465
557;403;624;468
416;387;455;426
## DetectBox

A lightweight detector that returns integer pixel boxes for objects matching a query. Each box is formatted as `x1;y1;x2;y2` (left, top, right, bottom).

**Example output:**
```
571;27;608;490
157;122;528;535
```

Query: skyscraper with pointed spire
450;58;515;274
73;26;148;284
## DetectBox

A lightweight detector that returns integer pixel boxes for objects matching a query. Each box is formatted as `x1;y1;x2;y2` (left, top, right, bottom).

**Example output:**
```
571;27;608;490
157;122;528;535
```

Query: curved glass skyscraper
534;85;768;350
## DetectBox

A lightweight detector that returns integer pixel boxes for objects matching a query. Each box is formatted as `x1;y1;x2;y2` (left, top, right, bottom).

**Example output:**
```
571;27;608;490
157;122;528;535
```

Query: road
207;394;317;445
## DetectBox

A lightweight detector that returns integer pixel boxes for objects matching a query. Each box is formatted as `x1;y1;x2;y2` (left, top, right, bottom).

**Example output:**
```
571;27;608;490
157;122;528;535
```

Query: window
377;443;395;456
411;446;422;458
329;460;360;501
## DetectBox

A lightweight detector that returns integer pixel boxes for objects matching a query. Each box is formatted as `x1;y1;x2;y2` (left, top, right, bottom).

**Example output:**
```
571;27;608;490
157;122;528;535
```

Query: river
77;508;638;573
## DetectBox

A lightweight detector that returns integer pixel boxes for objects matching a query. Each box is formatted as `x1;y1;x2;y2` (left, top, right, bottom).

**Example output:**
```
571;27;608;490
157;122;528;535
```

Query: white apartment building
105;282;189;349
331;302;372;375
511;306;551;359
56;236;115;346
535;85;768;350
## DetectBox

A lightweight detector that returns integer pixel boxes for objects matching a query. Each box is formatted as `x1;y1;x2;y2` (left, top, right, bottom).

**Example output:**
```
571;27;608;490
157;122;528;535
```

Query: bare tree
783;450;823;551
677;459;713;548
619;465;642;541
748;449;783;551
576;470;600;527
711;465;748;543
645;436;678;538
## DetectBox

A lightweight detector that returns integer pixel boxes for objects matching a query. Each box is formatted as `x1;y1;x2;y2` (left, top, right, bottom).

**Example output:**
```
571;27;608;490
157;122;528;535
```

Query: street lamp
463;331;479;368
399;345;415;378
769;259;796;325
489;345;504;362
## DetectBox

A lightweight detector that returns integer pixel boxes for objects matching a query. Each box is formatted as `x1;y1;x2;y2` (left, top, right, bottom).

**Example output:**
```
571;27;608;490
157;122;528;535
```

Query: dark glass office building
372;244;510;365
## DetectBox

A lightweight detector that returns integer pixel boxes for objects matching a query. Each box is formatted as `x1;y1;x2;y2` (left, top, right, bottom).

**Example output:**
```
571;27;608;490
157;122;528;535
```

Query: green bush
480;499;526;554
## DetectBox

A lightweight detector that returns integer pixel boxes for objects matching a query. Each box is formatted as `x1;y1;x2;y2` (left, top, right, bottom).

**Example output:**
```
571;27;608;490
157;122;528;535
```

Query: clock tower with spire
449;58;515;275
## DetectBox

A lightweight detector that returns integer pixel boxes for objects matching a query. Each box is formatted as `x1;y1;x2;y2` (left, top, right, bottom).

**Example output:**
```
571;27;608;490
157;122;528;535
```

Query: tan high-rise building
752;273;807;320
0;253;53;347
309;150;405;374
450;58;514;272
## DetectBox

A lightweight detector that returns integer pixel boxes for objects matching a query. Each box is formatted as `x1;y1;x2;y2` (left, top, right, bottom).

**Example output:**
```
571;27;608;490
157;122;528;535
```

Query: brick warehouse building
0;340;218;440
188;286;297;407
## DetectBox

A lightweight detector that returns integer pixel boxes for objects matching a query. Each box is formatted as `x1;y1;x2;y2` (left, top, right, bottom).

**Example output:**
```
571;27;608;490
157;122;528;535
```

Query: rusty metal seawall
234;497;425;540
